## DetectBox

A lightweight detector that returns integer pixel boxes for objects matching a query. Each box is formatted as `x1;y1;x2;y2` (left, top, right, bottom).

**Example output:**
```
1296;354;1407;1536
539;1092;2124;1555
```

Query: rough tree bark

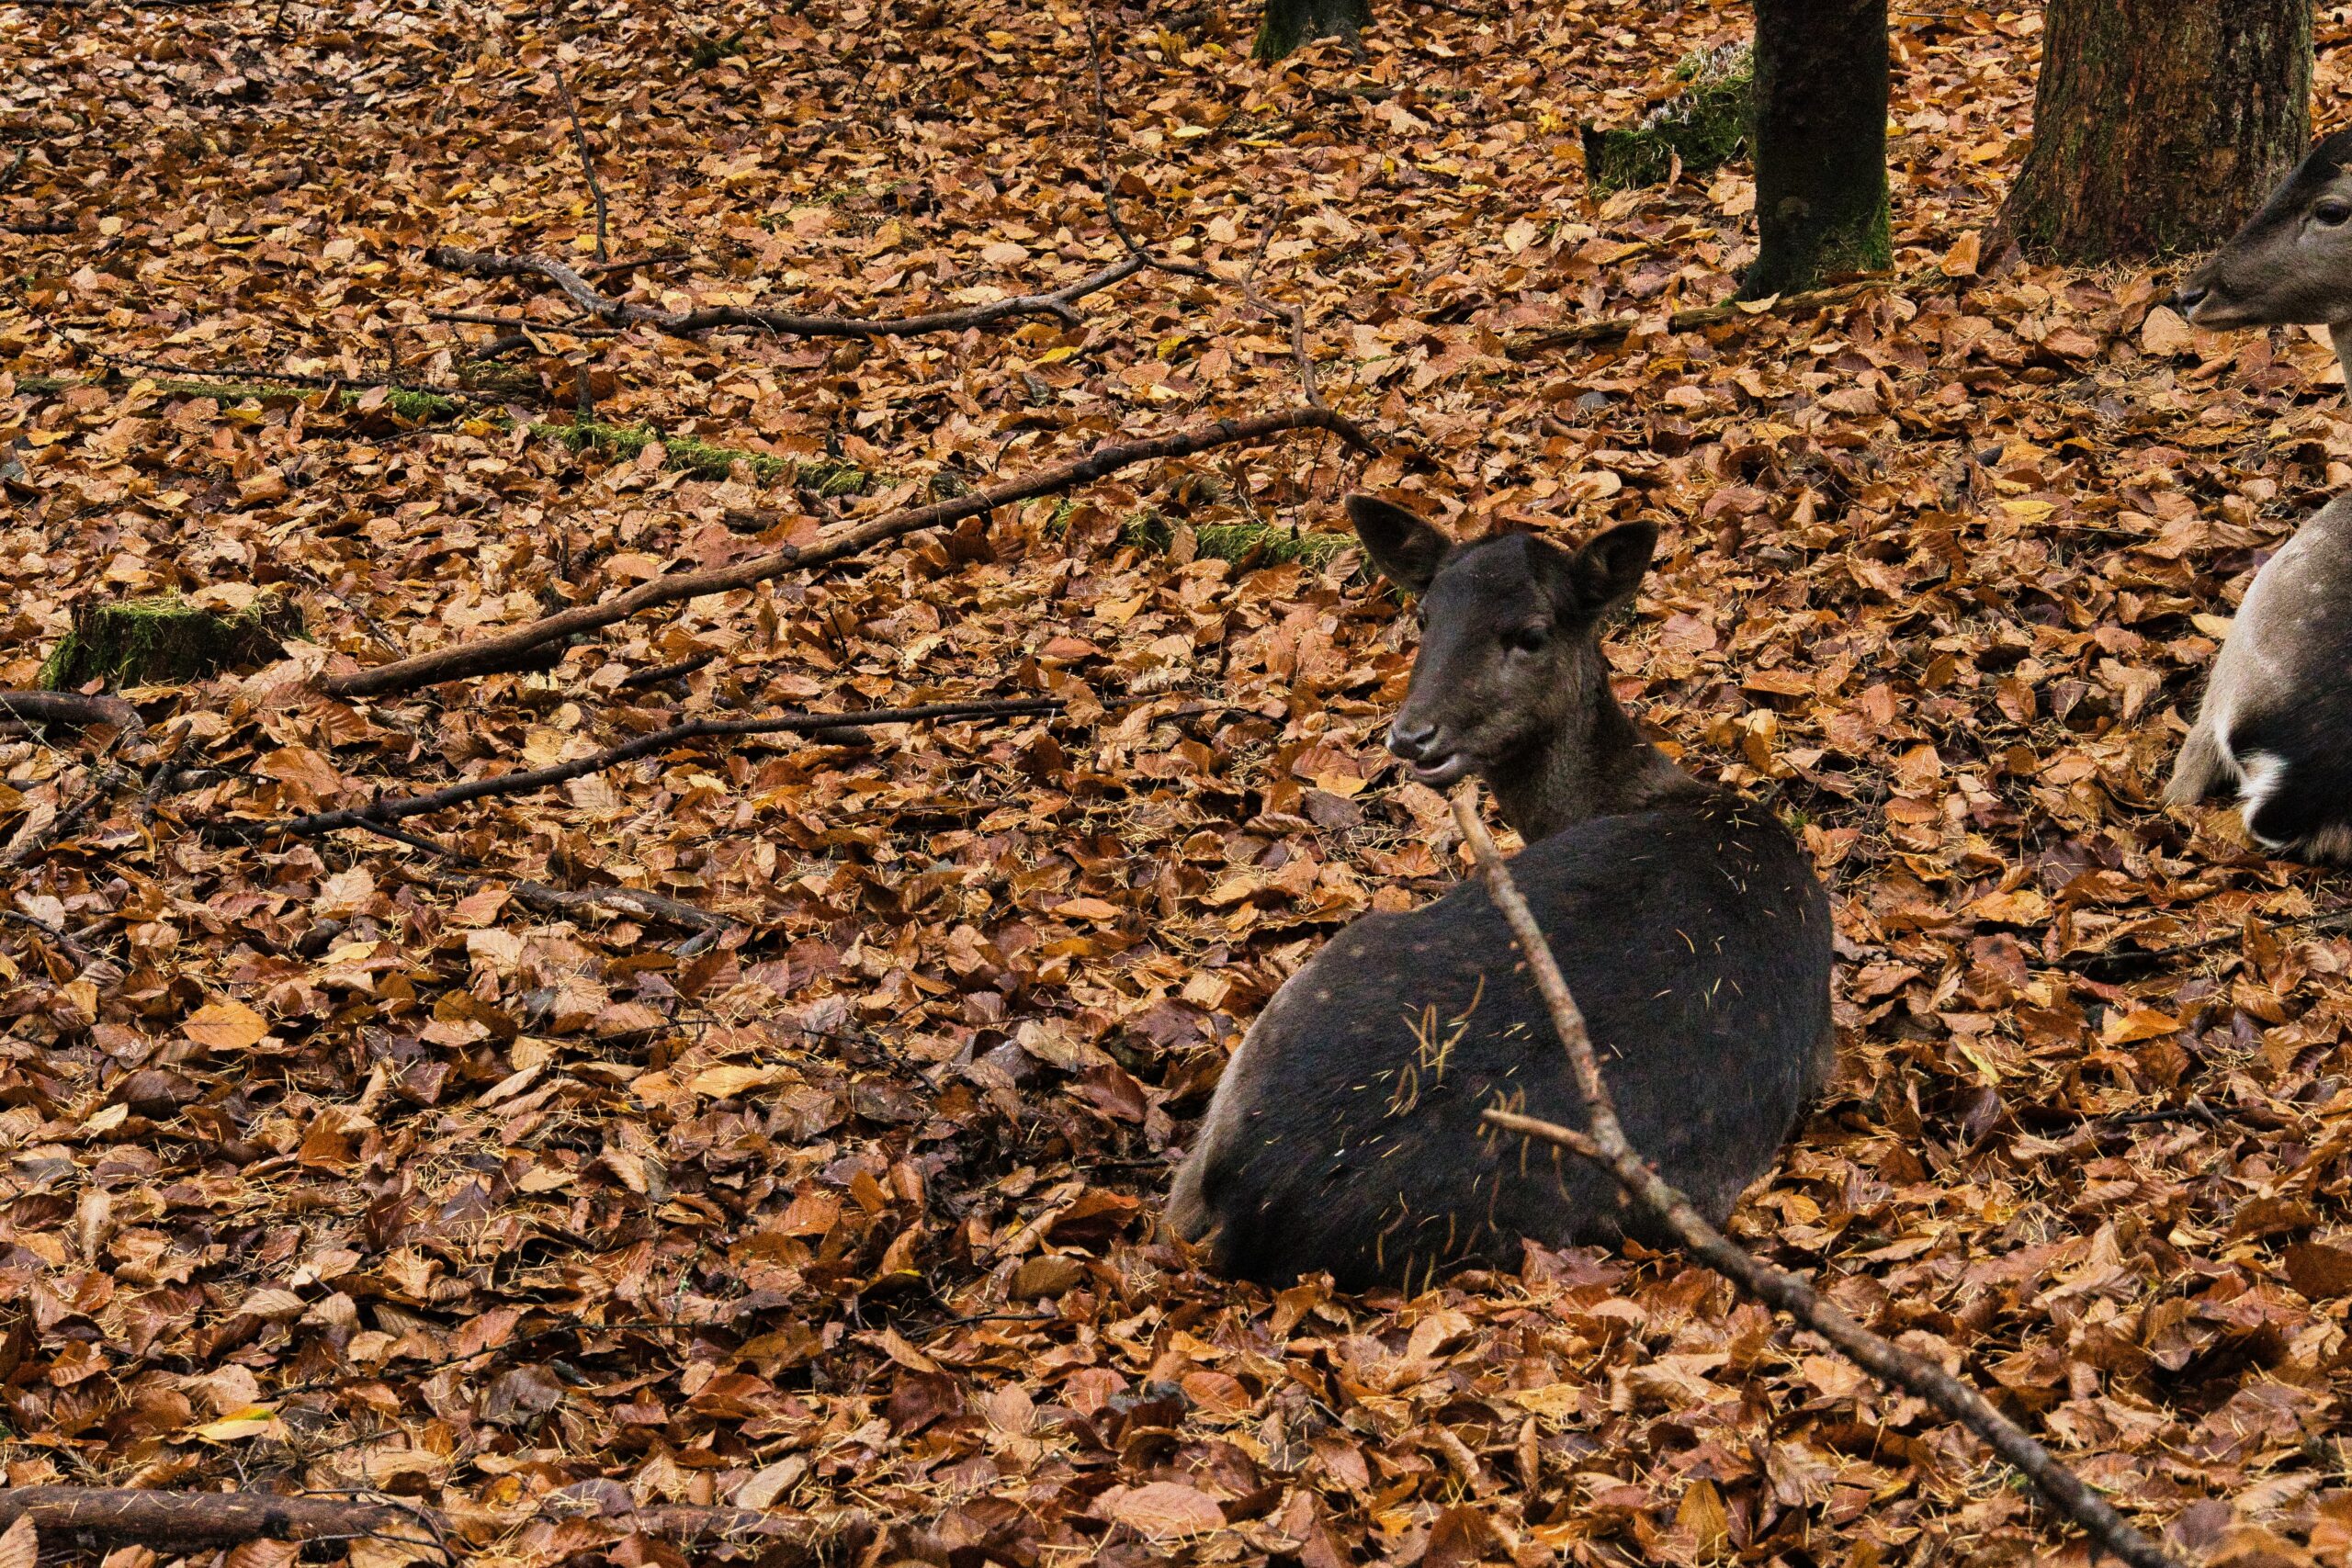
1997;0;2311;261
1744;0;1891;299
1252;0;1372;62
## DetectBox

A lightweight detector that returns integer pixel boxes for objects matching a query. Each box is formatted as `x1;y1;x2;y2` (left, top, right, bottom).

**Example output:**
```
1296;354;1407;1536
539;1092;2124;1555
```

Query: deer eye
1503;623;1551;656
2316;200;2352;227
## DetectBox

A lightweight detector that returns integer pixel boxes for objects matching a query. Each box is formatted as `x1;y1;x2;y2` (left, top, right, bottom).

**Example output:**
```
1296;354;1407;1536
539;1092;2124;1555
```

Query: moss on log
39;595;305;690
1583;44;1753;194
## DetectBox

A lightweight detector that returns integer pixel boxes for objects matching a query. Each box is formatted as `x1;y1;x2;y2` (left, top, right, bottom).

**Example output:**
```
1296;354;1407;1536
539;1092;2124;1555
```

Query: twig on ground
616;652;717;688
429;310;622;337
1240;201;1321;407
549;62;609;264
1446;784;2183;1568
581;250;685;277
325;406;1373;697
1084;11;1214;283
213;697;1063;839
400;859;742;940
1505;276;1900;357
1;907;120;977
2031;910;2352;979
2;755;131;868
422;244;1147;340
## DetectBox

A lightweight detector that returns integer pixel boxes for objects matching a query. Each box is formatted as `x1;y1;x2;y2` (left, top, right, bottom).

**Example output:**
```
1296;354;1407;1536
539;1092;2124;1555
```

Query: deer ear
1346;495;1451;595
1564;522;1657;619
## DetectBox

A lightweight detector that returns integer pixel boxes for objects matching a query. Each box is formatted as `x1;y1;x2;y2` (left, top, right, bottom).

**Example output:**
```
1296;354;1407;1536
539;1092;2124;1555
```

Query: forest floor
6;0;2352;1564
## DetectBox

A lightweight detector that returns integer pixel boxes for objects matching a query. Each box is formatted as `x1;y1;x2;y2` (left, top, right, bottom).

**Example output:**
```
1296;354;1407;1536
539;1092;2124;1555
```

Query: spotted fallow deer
2167;130;2352;861
1166;497;1836;1291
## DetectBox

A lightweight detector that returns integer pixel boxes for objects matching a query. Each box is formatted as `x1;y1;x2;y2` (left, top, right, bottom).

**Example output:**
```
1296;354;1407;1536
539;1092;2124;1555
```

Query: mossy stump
39;595;305;691
1583;44;1753;194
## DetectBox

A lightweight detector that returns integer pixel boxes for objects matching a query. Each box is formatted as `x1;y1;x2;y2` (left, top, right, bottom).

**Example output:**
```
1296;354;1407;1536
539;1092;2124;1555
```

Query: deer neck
2332;321;2352;396
1486;689;1699;843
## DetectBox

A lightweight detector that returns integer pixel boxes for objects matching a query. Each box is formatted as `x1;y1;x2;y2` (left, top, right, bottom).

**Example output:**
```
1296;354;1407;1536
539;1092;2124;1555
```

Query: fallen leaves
8;0;2352;1563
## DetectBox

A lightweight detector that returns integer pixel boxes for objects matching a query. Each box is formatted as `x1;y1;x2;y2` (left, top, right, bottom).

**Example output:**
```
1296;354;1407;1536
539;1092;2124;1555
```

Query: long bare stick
550;63;609;264
1447;786;2183;1568
423;244;1147;340
1239;201;1322;409
1083;11;1214;282
218;697;1060;839
324;406;1370;698
1503;276;1895;357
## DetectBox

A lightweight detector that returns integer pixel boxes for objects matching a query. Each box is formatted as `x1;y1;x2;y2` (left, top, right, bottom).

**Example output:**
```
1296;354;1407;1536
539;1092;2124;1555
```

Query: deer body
1168;499;1835;1291
2166;131;2352;860
2167;494;2352;861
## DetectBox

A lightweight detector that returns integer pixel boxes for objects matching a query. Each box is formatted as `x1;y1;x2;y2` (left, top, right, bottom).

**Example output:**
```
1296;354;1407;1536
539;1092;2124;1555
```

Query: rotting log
0;1486;874;1562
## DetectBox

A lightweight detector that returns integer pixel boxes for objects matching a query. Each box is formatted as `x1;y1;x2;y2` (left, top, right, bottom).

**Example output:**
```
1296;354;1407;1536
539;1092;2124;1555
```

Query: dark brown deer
1167;497;1836;1291
2165;130;2352;861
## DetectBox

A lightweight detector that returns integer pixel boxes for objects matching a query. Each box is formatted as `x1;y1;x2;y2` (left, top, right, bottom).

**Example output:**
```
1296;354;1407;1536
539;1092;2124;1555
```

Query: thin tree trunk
1252;0;1371;62
1744;0;1891;299
1998;0;2312;262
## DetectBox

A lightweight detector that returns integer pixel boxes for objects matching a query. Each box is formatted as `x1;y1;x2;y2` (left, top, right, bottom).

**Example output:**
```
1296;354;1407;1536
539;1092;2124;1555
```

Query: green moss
544;418;788;480
9;376;792;487
39;594;306;691
9;372;459;421
1583;44;1752;194
685;31;746;70
797;458;872;498
1120;508;1351;570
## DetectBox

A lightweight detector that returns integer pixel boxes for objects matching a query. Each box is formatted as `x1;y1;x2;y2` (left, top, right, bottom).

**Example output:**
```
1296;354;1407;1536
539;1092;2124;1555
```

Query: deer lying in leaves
1168;497;1836;1291
2169;130;2352;862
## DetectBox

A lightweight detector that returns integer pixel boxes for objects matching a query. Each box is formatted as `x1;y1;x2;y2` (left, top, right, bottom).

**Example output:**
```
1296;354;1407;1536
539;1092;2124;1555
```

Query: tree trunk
1253;0;1372;62
1744;0;1891;299
1998;0;2312;262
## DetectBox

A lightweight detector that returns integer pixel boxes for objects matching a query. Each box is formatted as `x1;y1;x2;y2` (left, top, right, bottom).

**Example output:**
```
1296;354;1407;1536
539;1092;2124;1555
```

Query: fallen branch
403;861;741;940
217;697;1062;839
0;690;144;738
423;243;1148;340
1084;11;1215;284
0;1486;869;1562
429;310;623;337
1504;276;1894;358
1;906;120;977
550;62;609;264
2;760;131;868
1239;200;1322;407
1448;786;2182;1568
326;405;1372;698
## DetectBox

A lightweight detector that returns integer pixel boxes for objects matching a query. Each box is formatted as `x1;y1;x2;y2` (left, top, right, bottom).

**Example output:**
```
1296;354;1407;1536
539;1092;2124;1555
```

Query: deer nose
2172;282;2210;314
1387;716;1442;762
